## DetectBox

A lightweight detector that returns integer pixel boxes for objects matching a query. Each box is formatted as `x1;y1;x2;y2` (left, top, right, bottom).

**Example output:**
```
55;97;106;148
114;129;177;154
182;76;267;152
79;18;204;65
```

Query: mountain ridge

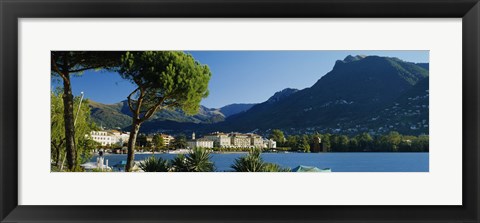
89;55;429;136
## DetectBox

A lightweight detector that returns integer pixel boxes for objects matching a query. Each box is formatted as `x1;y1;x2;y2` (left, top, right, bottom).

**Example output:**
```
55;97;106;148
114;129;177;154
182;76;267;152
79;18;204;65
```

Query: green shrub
139;156;170;172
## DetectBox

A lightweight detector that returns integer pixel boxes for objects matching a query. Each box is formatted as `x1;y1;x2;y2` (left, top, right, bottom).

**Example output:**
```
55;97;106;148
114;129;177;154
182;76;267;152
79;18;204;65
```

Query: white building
90;131;115;146
110;131;130;146
204;132;231;148
90;130;130;146
187;133;214;149
205;132;267;149
264;139;277;149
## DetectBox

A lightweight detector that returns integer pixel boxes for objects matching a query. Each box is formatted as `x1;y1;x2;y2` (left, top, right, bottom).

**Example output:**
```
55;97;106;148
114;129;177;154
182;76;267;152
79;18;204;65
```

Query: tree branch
68;65;103;73
127;88;140;118
51;54;69;84
140;96;167;123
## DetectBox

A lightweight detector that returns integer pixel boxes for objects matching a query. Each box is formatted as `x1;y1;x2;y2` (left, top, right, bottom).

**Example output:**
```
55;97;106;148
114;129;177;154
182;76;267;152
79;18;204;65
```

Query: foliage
298;135;311;153
138;156;170;172
172;134;187;149
90;168;112;172
117;51;212;171
269;129;285;144
171;154;189;172
184;148;215;172
231;149;290;172
171;148;215;172
231;149;265;172
51;51;124;170
51;89;99;171
152;134;165;151
262;163;291;172
279;131;428;153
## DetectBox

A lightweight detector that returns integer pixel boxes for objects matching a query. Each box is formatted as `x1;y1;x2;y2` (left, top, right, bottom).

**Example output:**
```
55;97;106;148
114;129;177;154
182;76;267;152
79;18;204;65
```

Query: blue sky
51;51;428;108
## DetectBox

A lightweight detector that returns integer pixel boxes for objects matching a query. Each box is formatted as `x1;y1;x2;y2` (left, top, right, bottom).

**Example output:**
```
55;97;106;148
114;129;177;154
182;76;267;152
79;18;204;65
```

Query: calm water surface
91;152;429;172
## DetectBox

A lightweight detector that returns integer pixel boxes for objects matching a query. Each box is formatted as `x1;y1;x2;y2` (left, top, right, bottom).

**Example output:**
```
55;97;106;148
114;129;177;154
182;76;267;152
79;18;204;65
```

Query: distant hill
266;88;299;104
219;103;256;117
215;55;429;135
89;101;131;129
89;101;253;130
89;55;429;137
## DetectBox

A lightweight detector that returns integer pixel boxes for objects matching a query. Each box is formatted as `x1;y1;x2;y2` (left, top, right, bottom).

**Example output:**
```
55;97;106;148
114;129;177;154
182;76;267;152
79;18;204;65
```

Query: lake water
90;152;429;172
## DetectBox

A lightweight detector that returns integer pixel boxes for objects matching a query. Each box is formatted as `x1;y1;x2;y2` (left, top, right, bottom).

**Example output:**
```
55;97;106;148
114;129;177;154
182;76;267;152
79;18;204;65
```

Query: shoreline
100;151;429;156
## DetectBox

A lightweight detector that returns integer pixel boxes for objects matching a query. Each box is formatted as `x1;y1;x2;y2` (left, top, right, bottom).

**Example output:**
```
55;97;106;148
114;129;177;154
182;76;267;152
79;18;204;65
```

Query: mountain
89;55;429;136
89;101;253;130
219;103;256;117
266;88;299;104
351;77;429;135
89;101;131;129
217;55;428;135
89;100;225;129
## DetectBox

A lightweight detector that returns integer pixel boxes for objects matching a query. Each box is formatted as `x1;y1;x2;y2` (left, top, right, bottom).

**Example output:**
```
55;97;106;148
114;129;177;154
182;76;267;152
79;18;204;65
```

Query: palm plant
262;163;291;172
171;154;189;172
231;149;266;172
231;149;290;172
171;148;215;172
185;148;215;172
139;156;170;172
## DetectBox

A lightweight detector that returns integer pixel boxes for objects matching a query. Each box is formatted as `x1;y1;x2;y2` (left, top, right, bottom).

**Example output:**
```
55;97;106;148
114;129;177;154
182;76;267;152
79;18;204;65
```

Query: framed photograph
1;0;479;222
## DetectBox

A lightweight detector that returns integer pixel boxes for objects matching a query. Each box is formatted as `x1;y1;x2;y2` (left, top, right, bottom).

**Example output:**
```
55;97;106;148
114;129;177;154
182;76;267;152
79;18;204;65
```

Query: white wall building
90;131;115;146
205;132;268;149
90;130;130;146
264;139;277;149
204;132;231;148
187;133;214;149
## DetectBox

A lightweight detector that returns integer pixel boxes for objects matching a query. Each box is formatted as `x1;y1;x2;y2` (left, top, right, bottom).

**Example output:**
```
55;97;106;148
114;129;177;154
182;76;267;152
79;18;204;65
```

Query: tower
192;132;196;140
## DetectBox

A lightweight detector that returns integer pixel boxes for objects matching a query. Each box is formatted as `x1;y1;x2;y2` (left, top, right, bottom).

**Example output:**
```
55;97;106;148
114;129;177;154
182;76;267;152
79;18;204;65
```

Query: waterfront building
206;132;267;149
110;130;130;146
89;130;130;147
264;139;277;149
90;131;115;146
250;134;264;148
159;134;175;147
187;132;214;149
204;132;231;148
230;133;252;148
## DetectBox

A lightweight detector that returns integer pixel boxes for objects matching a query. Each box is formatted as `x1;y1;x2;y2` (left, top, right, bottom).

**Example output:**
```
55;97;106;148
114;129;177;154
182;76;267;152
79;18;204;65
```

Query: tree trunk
62;75;77;171
125;120;141;172
55;144;61;166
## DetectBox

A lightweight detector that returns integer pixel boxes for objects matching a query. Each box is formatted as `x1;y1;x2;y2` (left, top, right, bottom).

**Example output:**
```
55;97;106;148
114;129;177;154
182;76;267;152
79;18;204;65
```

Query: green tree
298;135;311;153
172;134;188;149
412;135;429;152
337;135;350;152
349;138;359;152
322;133;332;151
118;51;211;171
152;134;165;153
51;51;123;170
269;129;285;145
286;135;299;150
51;90;98;171
355;132;373;151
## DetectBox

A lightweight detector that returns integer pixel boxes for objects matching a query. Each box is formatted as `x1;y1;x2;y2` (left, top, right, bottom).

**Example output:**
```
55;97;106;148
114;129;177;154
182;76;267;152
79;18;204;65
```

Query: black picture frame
1;0;479;222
